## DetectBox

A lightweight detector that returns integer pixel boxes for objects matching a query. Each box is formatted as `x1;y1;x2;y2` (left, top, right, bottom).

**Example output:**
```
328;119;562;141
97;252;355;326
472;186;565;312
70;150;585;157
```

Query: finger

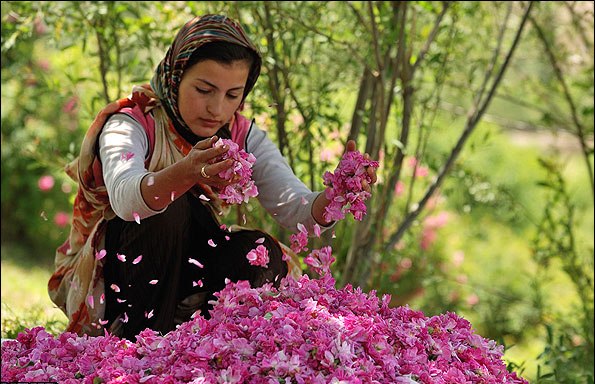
362;180;371;193
367;167;377;184
200;143;230;163
193;135;218;150
345;139;357;153
206;158;235;179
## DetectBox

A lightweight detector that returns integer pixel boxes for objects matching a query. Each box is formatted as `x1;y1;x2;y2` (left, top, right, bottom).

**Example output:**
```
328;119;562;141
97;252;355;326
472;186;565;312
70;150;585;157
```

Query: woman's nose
206;97;223;117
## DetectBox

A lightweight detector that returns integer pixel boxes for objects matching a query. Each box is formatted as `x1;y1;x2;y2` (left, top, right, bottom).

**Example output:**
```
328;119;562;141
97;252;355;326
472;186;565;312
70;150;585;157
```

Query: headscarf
150;14;262;144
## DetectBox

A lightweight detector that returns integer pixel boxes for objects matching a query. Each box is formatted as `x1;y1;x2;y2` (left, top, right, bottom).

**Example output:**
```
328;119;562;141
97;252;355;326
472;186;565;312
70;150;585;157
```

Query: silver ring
200;164;210;179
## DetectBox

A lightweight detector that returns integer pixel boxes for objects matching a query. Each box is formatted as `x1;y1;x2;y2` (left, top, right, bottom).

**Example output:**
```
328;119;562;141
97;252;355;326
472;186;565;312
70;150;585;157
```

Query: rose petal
95;249;107;260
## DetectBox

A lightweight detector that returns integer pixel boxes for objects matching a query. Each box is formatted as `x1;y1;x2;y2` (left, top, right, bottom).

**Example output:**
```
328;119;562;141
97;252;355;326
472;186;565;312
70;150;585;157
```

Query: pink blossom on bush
53;211;70;227
323;150;379;222
212;138;258;205
37;175;54;191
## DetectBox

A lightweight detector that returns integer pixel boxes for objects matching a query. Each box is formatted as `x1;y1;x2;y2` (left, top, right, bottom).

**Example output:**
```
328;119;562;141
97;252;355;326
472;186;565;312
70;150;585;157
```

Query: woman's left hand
345;140;377;193
312;140;378;226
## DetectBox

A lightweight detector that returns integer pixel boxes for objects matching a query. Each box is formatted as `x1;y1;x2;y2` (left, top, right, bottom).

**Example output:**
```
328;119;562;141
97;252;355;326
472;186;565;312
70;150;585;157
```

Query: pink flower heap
322;150;379;222
2;273;528;383
212;138;258;205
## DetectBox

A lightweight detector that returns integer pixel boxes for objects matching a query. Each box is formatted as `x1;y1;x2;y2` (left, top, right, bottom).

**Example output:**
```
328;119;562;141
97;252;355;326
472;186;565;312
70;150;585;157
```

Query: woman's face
178;59;250;137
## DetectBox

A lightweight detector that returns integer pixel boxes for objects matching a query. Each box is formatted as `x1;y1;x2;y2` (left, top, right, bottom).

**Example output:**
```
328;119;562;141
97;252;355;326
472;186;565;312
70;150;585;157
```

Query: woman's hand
344;140;378;193
186;136;238;187
312;139;378;226
140;136;238;211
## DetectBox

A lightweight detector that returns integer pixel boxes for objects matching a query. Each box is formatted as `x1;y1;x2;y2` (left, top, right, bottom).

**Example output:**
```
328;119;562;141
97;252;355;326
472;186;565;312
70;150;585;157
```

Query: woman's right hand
186;136;237;187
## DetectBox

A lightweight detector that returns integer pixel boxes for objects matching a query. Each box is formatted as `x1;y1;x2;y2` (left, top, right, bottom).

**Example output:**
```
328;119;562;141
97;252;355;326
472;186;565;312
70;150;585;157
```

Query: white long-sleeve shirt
98;113;325;233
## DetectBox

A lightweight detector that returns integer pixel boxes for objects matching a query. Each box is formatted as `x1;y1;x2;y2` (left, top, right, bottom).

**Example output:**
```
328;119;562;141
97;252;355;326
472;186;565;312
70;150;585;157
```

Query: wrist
312;190;333;227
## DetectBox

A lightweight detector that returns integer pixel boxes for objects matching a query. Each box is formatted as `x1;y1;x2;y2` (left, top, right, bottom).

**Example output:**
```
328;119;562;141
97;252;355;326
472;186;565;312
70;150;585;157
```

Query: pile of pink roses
2;271;527;383
1;148;528;383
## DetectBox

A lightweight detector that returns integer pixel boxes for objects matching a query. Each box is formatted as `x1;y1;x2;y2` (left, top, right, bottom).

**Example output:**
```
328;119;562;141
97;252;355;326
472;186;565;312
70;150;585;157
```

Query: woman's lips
199;118;221;128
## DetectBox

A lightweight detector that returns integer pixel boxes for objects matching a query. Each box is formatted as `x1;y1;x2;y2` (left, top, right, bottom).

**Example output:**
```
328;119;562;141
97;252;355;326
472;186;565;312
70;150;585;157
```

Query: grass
1;242;67;339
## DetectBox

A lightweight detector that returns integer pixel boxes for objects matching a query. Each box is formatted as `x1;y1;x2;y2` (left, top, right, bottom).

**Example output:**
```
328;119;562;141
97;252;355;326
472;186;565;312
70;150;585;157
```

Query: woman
48;14;376;340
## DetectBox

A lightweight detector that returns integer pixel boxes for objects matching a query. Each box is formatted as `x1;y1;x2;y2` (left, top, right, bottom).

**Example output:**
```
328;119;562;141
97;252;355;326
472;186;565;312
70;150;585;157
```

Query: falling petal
297;223;307;233
147;176;155;186
332;231;337;239
199;194;210;201
87;295;95;309
225;235;230;241
149;279;158;285
301;196;308;205
242;214;247;225
121;152;135;161
122;312;129;323
220;224;227;230
188;258;204;268
170;191;176;201
100;293;105;304
99;318;109;325
208;239;217;247
192;280;203;287
224;278;231;284
117;253;126;262
40;211;48;221
116;298;127;303
133;212;141;224
314;224;322;238
145;309;154;319
95;249;107;260
133;255;143;264
154;196;160;200
110;284;121;293
255;237;265;244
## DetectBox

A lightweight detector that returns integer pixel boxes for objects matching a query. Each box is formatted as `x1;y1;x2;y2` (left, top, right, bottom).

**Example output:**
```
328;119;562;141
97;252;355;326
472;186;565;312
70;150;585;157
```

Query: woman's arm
247;124;332;232
99;114;234;221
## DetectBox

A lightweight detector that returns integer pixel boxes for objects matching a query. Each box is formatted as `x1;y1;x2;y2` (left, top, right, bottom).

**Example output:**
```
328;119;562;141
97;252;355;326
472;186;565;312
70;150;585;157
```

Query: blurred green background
1;2;593;383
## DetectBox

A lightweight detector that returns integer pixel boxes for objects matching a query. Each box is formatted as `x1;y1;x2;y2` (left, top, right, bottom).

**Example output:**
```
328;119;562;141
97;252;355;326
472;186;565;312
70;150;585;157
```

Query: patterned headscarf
150;14;262;141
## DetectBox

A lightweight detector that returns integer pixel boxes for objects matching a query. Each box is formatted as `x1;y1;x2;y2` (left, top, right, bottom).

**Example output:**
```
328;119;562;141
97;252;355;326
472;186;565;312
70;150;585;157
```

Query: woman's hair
185;41;260;101
186;41;256;68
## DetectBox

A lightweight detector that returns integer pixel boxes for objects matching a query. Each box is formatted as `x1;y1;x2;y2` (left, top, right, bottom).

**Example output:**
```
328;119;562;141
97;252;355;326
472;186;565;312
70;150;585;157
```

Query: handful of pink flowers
212;138;258;205
323;150;379;222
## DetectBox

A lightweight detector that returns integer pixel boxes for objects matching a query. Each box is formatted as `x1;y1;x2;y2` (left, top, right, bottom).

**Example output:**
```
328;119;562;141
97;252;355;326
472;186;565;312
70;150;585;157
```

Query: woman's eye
226;94;240;99
196;88;210;94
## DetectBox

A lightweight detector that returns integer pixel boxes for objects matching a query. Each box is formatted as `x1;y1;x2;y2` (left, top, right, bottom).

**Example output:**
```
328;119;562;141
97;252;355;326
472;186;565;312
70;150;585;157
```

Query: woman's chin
191;126;221;138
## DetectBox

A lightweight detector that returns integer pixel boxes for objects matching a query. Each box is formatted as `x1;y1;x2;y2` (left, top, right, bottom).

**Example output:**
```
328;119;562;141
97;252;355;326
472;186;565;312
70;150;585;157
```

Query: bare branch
411;1;451;73
530;12;595;196
383;1;536;254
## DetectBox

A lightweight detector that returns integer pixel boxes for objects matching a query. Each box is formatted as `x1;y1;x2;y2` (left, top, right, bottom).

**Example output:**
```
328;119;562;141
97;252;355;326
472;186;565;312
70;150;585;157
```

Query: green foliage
531;158;594;383
1;304;67;339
